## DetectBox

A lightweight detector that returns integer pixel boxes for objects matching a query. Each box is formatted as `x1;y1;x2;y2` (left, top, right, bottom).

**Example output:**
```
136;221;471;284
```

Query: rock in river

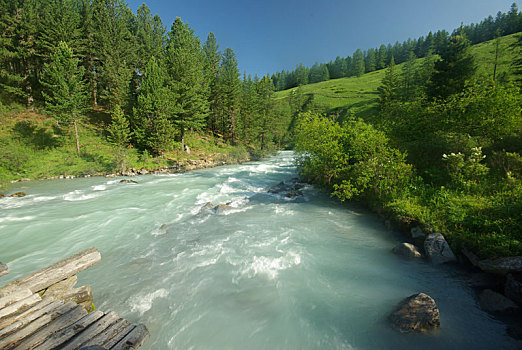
424;233;456;264
505;273;522;305
9;191;26;197
120;179;138;184
389;293;440;333
478;289;518;313
392;243;422;259
478;256;522;275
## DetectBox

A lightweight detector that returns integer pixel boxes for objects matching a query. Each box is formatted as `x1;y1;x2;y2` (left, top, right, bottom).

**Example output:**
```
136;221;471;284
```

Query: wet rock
120;179;138;184
285;190;303;198
410;226;425;239
424;233;456;265
466;272;500;289
462;248;480;267
478;289;518;312
214;204;229;215
507;325;522;340
389;293;440;333
9;191;26;197
0;193;4;198
505;273;522;305
392;243;422;259
478;256;522;275
199;202;215;215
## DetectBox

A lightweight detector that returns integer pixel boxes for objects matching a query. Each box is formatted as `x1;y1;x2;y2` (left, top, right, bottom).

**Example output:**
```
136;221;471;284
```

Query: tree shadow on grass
12;120;60;149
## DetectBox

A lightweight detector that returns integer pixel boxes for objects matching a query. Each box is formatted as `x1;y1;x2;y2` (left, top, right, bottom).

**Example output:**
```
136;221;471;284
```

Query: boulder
478;256;522;275
0;193;4;198
198;202;215;215
478;289;518;312
389;293;440;333
424;233;456;264
505;274;522;305
120;179;138;184
410;227;425;239
285;190;303;198
462;248;480;267
214;204;229;215
466;272;500;289
392;243;422;259
9;191;26;197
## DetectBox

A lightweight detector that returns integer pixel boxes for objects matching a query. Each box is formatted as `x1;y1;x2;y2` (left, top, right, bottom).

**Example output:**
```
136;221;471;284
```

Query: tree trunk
74;120;80;156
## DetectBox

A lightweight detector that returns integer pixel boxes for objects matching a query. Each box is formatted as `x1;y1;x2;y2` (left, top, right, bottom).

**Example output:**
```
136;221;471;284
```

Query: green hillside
275;33;520;119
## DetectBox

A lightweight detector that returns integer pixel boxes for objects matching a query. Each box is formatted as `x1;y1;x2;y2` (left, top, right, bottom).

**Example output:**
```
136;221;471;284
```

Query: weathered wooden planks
0;288;32;309
16;304;88;349
34;310;104;350
0;263;8;277
0;247;101;298
0;248;149;349
111;324;150;350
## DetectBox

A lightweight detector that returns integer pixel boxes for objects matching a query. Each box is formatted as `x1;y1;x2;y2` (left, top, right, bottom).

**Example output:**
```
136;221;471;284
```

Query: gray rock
214;204;229;215
389;293;440;333
198;202;215;215
392;243;422;259
478;256;522;275
505;274;522;305
478;289;518;312
120;179;138;184
466;272;500;289
138;169;149;175
424;233;456;264
410;227;425;239
462;248;480;267
9;191;26;197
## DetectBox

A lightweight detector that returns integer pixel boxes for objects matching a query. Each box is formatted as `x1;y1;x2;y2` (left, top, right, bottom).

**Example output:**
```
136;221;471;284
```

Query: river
0;151;516;349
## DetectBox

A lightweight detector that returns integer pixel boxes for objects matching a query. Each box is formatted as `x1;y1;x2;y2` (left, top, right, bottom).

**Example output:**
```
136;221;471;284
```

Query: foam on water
1;151;518;350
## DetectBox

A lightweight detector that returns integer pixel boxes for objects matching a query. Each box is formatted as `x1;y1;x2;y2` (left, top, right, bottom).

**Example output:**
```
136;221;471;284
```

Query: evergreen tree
92;0;136;110
202;32;221;133
295;63;309;86
377;56;400;112
135;3;165;73
511;33;522;84
41;41;87;155
350;49;365;77
0;0;25;100
108;105;131;172
166;17;208;151
401;51;417;101
365;48;377;72
377;44;388;70
133;56;173;155
428;34;476;100
219;47;241;139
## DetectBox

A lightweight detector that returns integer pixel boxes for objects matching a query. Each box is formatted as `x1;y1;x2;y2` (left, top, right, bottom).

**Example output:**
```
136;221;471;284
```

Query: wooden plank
62;285;92;305
0;298;57;336
111;324;149;350
34;310;104;350
61;311;119;350
0;263;7;277
103;324;135;349
16;305;87;349
80;318;130;348
0;300;76;348
0;248;101;298
0;293;41;320
0;288;32;309
42;275;78;299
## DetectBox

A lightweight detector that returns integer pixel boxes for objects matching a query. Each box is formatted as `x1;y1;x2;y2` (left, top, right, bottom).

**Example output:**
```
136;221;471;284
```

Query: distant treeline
0;0;284;157
272;3;522;91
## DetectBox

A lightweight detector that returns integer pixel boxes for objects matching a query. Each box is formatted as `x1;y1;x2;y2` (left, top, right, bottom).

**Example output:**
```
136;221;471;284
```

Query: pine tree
350;49;365;77
202;32;221;133
219;47;241;139
256;75;275;150
377;56;400;112
41;41;87;155
108;105;131;172
401;51;417;101
135;3;165;73
365;48;377;72
428;34;476;100
166;17;208;151
133;56;173;155
0;0;25;100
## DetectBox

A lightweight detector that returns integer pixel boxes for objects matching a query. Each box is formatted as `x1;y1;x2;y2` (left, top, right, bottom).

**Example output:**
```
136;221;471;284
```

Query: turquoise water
0;151;516;349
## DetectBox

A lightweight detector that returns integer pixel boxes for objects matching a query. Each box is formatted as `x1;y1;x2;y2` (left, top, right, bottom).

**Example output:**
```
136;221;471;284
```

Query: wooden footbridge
0;248;149;349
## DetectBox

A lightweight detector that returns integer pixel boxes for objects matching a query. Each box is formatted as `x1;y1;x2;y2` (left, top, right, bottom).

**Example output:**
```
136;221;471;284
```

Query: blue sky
126;0;516;77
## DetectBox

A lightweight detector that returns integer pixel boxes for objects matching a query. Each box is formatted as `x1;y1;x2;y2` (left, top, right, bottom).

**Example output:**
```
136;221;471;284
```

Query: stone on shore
478;289;518;312
424;233;456;264
120;179;138;184
478;256;522;275
389;293;440;333
392;243;422;259
505;274;522;305
410;227;426;239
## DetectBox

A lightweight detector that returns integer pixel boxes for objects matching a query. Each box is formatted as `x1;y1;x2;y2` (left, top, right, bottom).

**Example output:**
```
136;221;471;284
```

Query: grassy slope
0;105;249;190
275;33;520;119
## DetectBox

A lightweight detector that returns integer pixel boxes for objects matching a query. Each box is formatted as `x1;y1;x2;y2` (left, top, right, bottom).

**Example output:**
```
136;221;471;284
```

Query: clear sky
125;0;516;77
